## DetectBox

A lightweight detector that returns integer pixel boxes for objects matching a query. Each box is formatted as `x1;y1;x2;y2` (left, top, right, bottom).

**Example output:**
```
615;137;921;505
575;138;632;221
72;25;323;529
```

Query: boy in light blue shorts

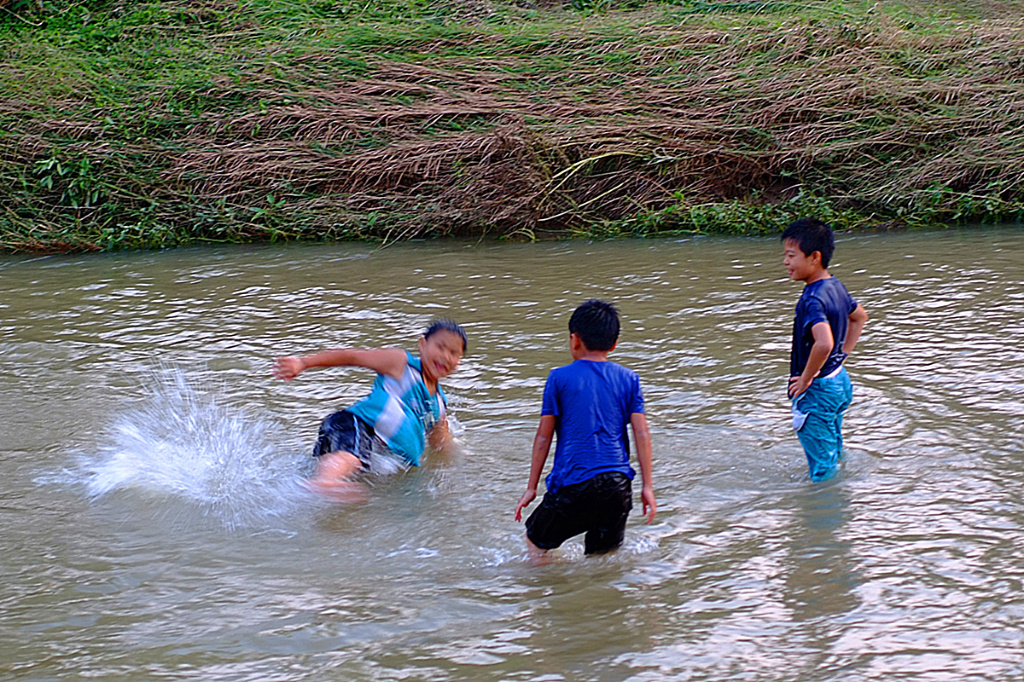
782;218;868;481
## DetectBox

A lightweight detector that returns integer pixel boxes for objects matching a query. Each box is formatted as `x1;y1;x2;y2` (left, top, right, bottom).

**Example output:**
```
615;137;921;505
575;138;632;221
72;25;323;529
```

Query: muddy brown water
1;227;1022;681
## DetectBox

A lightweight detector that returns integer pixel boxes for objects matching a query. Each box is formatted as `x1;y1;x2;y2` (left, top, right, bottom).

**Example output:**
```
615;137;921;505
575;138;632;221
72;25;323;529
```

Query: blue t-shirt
541;359;645;494
348;352;445;466
790;277;859;379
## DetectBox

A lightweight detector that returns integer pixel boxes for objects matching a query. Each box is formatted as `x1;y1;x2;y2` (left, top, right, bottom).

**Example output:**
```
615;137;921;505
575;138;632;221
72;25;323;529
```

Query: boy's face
418;330;464;382
783;238;821;282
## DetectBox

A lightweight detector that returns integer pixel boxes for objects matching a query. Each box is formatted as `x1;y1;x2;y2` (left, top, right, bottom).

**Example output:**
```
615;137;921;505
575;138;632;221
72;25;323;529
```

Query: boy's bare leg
309;451;369;503
525;537;554;565
315;450;362;482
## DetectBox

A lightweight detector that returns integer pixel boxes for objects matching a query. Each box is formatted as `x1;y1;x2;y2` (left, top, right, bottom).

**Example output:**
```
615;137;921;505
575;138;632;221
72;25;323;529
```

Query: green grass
2;0;1023;251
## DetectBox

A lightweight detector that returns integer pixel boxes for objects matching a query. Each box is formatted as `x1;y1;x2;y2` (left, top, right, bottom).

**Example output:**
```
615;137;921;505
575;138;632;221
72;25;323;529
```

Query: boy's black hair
569;299;620;352
424;318;468;351
782;217;835;268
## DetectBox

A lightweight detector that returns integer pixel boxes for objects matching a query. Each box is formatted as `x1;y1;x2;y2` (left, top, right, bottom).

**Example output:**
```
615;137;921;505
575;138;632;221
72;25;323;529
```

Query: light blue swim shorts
791;367;853;481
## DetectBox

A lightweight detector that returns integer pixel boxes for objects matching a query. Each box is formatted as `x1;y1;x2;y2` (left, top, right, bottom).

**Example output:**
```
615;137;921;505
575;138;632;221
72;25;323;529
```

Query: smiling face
418;329;465;384
783;238;823;283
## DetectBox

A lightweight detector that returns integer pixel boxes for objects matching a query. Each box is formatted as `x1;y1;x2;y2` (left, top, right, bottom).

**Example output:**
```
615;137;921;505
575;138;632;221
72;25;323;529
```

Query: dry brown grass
170;20;1021;233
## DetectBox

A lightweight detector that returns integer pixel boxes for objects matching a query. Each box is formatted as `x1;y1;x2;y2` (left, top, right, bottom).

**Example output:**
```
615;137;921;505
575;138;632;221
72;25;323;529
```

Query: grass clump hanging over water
1;0;1023;251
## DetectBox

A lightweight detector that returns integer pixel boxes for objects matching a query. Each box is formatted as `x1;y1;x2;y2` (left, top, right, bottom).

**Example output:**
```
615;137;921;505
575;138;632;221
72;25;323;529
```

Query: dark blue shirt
791;277;859;379
541;359;645;494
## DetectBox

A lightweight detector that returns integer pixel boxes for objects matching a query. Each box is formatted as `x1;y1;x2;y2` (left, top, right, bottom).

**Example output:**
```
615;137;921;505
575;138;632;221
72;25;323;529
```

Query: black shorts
312;410;382;468
525;472;633;555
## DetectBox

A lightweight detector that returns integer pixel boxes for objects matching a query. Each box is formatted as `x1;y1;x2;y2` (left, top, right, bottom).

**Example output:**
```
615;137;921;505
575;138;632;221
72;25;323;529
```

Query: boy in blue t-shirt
514;299;656;558
782;218;868;481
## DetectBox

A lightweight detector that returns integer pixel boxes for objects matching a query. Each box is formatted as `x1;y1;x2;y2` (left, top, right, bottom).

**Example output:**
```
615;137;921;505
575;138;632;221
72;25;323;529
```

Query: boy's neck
803;268;831;285
573;349;610;362
569;333;613;361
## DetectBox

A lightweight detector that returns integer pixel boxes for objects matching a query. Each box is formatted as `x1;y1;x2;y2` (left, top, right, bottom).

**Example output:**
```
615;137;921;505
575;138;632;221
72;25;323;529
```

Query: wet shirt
348;352;445;466
541;359;645;494
790;277;859;380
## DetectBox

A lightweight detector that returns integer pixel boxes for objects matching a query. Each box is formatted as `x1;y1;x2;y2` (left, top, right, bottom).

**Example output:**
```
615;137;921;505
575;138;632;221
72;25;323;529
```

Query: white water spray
79;369;309;529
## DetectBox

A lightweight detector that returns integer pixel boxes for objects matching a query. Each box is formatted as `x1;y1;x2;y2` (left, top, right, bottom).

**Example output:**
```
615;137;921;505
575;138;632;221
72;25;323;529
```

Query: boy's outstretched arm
630;412;656;523
844;304;868;355
273;347;408;381
514;415;556;522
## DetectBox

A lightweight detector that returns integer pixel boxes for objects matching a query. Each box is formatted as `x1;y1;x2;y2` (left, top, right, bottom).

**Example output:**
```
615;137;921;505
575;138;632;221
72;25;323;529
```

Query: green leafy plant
34;155;105;209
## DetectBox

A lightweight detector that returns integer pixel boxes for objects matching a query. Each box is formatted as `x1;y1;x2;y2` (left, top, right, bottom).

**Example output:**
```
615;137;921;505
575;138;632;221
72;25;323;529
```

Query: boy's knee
583;526;626;555
803;442;841;480
317;451;362;480
808;444;842;479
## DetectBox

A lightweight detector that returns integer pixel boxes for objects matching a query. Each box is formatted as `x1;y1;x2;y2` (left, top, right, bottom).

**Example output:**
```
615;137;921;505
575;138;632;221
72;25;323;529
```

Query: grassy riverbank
2;0;1023;252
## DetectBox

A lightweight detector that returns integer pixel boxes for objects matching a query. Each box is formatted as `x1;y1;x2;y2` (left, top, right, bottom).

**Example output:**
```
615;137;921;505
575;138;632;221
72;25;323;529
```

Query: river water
1;228;1022;681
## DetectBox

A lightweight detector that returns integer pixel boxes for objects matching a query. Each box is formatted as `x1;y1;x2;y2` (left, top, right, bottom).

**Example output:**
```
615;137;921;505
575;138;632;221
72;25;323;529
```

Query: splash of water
79;369;309;529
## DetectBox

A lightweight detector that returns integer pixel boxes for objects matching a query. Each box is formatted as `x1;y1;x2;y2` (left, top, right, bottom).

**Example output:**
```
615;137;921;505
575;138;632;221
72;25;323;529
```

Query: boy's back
790;276;857;380
543;359;644;494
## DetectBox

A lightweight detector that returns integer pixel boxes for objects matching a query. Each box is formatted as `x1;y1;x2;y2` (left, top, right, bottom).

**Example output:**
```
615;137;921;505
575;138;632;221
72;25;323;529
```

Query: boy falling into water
782;218;868;481
514;299;656;559
274;320;467;499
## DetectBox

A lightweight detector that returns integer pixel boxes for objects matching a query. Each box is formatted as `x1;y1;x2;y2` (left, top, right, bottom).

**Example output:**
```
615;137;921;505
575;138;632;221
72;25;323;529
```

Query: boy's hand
788;371;819;398
514;488;536;522
641;485;656;524
788;374;810;398
273;356;305;381
427;417;454;452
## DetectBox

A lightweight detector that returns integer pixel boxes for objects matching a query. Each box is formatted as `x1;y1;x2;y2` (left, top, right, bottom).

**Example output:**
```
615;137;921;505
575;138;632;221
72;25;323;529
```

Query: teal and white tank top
347;351;446;466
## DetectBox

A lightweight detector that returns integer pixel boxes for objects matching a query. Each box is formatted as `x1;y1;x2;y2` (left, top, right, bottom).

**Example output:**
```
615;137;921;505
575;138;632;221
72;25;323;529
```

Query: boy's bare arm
273;347;408;381
630;412;656;523
843;304;868;355
789;321;834;398
428;417;458;455
514;415;556;522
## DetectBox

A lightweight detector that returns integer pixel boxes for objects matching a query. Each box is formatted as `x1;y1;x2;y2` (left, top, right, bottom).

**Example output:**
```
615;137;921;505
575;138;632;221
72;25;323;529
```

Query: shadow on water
785;479;858;622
